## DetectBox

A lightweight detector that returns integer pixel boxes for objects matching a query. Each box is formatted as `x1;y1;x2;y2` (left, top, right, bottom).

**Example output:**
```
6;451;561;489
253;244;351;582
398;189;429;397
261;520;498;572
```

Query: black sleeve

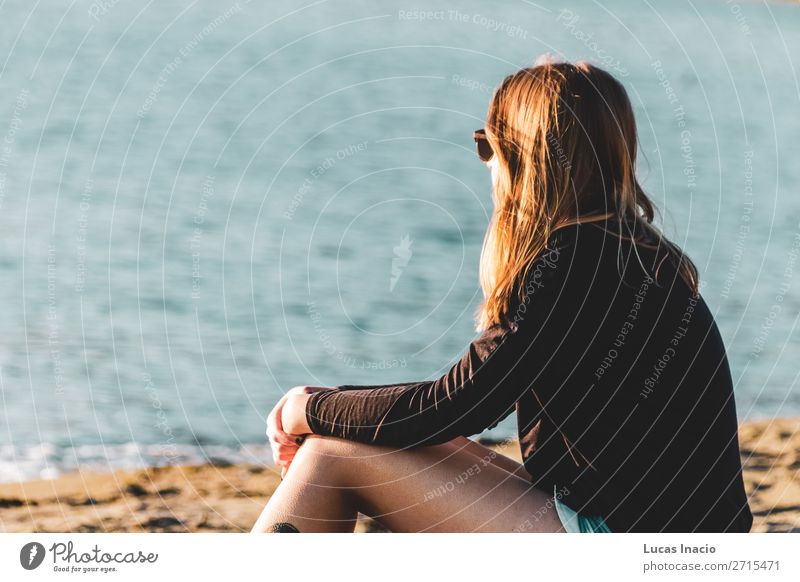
305;236;573;447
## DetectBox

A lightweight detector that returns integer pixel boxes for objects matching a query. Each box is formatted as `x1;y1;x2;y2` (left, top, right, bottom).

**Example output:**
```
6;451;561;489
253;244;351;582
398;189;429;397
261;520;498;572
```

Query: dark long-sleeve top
305;219;753;533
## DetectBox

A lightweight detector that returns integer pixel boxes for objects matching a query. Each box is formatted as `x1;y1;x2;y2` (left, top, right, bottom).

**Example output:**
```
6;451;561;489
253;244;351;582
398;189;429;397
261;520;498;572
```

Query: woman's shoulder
547;216;681;287
545;217;622;261
551;216;670;257
547;216;622;244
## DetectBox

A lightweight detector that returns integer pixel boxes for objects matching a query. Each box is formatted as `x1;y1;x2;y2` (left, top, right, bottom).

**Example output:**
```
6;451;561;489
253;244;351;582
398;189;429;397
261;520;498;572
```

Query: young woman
252;61;752;533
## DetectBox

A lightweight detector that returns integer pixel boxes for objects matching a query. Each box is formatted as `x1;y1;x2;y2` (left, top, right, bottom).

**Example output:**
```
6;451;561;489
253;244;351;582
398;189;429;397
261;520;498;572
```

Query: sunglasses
473;128;494;162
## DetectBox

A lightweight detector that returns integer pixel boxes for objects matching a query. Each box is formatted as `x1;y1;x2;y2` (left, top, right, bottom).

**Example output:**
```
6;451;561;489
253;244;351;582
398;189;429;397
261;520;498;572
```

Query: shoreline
0;418;797;533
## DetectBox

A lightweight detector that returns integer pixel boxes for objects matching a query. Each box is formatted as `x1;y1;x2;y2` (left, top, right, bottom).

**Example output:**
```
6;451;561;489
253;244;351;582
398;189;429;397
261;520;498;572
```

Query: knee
296;436;393;471
301;435;447;459
300;435;371;459
291;436;372;486
294;436;357;471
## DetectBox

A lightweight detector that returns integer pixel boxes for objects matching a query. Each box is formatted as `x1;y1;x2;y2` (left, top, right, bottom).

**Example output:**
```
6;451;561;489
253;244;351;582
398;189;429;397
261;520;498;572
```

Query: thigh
449;435;530;479
303;436;564;533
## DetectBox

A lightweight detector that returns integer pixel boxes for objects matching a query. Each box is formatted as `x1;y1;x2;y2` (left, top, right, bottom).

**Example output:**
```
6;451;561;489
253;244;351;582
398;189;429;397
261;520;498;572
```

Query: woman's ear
488;156;500;186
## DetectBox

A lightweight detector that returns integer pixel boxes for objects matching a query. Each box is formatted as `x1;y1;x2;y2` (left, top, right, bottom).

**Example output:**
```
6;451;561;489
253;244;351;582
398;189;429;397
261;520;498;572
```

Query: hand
266;386;332;477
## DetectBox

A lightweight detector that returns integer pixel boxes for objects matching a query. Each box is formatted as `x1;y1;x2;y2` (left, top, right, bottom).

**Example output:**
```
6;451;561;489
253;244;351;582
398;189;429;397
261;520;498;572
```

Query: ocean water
0;0;799;481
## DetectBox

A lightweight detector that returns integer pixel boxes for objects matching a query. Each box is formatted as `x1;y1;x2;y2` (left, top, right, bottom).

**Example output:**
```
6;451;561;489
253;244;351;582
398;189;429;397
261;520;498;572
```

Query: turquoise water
0;0;799;480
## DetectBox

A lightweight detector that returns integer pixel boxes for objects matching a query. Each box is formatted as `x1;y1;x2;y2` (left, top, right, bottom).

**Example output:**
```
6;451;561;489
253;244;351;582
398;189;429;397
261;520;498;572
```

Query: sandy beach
1;418;797;533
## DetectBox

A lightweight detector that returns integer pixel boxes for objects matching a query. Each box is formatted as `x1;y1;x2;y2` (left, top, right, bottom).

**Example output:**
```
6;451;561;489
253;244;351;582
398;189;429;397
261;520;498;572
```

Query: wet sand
1;418;797;533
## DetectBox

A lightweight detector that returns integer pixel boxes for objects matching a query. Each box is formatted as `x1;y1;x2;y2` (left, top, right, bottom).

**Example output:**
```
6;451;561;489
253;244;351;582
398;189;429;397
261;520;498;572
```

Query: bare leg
252;436;564;533
448;435;531;480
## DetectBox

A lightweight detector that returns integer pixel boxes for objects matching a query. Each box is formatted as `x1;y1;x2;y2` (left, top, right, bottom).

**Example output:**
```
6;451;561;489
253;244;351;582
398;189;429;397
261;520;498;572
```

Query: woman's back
516;219;752;532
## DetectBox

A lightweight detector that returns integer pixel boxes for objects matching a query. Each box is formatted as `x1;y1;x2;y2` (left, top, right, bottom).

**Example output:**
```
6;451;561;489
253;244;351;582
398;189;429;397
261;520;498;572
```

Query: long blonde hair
477;61;698;331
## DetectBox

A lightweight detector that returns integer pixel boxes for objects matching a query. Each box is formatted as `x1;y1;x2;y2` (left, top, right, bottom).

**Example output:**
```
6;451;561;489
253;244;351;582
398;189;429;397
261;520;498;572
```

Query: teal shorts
553;486;612;533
